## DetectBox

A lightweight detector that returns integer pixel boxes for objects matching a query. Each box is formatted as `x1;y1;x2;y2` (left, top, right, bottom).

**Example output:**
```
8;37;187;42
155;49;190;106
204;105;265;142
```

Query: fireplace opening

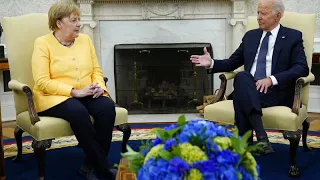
114;43;214;114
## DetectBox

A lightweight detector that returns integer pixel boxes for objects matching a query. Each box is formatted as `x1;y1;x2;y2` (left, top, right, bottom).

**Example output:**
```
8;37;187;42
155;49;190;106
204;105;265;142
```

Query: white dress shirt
210;23;280;85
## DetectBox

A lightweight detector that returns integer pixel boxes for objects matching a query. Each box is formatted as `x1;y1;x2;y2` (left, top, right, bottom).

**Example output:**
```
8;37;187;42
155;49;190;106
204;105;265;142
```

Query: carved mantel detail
142;2;184;19
77;0;97;29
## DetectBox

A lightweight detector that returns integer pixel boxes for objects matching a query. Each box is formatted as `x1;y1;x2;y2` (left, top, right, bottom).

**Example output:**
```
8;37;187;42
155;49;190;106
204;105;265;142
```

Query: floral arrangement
121;115;261;180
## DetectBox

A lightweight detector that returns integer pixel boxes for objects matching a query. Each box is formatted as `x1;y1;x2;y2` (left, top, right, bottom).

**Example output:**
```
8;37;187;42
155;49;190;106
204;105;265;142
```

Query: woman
32;1;116;179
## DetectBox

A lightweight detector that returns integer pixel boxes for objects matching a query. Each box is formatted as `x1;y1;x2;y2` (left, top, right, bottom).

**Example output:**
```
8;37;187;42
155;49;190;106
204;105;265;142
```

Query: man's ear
276;11;281;22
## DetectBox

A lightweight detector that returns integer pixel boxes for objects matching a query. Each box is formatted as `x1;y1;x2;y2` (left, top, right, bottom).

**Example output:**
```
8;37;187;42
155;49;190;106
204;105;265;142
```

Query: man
190;0;309;155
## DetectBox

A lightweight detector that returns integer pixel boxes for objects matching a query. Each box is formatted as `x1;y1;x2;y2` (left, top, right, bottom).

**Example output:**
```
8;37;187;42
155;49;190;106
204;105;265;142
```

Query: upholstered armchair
204;11;316;177
2;13;131;179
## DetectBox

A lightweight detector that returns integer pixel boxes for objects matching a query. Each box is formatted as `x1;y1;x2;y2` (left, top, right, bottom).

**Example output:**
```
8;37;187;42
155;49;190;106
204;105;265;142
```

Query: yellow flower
179;143;208;164
213;137;232;150
144;144;164;163
242;152;259;179
187;169;202;180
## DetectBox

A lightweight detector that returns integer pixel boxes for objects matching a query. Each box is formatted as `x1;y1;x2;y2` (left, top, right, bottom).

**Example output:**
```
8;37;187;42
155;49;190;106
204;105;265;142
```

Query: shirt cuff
270;75;278;86
205;59;214;69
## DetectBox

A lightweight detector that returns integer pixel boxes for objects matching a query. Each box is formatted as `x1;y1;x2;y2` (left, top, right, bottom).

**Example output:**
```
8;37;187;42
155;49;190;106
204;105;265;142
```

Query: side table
116;158;135;180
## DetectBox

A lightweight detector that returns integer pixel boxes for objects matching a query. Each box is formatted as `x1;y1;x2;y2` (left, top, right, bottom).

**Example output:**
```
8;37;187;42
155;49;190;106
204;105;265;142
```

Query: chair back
2;13;51;114
246;11;316;106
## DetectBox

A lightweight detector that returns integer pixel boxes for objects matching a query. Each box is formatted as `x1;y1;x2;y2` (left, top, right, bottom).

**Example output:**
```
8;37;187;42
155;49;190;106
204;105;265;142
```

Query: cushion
204;100;307;131
16;107;128;141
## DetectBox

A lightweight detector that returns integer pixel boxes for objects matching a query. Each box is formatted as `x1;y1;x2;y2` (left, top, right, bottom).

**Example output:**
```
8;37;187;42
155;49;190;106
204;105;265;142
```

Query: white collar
263;23;280;37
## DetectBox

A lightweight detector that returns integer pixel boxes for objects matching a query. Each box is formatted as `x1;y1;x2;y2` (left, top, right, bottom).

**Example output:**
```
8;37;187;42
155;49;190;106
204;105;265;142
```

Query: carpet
3;123;320;180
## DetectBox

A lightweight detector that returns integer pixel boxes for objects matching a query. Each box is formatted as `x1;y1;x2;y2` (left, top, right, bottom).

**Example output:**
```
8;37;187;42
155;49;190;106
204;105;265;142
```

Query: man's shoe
256;141;274;156
79;164;100;180
103;168;117;180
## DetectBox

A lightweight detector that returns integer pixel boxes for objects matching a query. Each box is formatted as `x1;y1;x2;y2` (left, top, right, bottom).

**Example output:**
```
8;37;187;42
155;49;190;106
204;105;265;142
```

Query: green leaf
171;146;182;157
158;149;173;161
167;126;183;137
152;128;170;140
177;114;187;126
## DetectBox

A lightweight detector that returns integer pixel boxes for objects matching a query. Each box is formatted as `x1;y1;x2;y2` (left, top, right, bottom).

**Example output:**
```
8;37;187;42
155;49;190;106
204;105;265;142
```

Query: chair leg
12;126;24;162
116;124;131;153
32;139;52;180
302;120;311;152
283;131;301;178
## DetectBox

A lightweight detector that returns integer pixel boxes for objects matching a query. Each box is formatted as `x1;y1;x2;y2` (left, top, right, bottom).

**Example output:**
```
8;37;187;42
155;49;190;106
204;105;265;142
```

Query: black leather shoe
257;141;274;156
103;168;117;180
79;164;100;180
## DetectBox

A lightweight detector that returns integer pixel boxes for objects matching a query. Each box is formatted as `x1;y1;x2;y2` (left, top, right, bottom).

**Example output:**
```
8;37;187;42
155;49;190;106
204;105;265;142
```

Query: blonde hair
48;0;80;31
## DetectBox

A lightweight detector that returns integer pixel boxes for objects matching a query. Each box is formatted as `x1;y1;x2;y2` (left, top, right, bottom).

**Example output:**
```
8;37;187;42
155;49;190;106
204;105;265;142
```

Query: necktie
254;31;271;80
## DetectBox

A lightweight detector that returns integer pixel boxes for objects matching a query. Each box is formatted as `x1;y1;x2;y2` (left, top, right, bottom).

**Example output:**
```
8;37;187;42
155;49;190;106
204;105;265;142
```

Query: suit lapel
247;30;263;71
272;25;287;72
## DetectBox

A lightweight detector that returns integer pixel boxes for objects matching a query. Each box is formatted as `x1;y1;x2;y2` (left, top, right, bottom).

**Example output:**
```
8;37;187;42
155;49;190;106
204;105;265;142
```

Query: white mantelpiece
77;0;247;100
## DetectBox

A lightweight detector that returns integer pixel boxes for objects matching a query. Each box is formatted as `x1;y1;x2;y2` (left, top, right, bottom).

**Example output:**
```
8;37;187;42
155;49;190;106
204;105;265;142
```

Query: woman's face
57;12;81;39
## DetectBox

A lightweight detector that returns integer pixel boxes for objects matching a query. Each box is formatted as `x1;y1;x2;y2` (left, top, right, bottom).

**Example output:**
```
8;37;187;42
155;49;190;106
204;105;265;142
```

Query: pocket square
281;36;286;39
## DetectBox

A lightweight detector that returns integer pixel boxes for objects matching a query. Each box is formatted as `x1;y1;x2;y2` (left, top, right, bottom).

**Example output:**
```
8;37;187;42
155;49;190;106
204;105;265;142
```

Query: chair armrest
8;80;40;125
297;73;315;85
223;72;238;80
291;73;314;115
103;77;120;107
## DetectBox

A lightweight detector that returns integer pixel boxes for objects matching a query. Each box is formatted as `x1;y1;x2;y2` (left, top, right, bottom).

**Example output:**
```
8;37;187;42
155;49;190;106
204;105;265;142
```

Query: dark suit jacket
209;25;309;107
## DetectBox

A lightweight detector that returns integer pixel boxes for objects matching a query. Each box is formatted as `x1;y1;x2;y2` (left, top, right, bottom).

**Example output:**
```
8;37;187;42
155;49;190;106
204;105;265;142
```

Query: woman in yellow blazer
32;1;116;179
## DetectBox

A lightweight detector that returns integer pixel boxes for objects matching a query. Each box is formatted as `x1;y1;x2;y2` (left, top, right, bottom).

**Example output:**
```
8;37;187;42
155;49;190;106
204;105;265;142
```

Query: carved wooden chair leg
283;131;301;178
32;139;52;180
116;124;131;153
302;120;311;152
12;126;24;162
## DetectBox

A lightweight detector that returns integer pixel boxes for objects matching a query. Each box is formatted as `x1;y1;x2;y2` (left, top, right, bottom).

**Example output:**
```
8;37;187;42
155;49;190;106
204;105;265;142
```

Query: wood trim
313;52;320;64
0;58;9;71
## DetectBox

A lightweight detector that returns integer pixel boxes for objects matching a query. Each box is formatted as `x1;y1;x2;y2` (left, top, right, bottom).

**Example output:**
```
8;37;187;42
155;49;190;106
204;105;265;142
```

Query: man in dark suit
190;0;309;155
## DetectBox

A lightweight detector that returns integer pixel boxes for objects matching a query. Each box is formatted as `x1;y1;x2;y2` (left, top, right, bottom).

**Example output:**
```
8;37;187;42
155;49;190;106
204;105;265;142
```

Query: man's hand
190;47;212;68
91;83;104;98
256;77;273;94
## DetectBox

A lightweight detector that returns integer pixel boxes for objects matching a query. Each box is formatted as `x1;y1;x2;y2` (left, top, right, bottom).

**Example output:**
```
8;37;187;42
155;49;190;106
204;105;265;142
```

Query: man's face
58;13;81;39
257;0;281;31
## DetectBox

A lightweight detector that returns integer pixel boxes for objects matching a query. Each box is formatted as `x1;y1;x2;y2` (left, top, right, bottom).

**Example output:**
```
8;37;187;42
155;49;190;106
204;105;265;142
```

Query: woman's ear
56;20;61;29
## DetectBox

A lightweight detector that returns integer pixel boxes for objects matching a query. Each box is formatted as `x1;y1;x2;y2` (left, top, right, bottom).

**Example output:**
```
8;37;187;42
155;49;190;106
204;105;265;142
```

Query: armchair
2;13;131;179
204;11;316;177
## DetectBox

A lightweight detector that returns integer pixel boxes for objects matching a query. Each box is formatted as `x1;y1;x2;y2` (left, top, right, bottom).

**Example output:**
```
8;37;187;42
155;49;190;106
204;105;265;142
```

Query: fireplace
114;43;213;114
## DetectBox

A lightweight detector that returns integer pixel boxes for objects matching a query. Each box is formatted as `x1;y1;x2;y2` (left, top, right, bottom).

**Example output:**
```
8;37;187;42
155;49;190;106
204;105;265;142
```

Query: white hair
272;0;285;17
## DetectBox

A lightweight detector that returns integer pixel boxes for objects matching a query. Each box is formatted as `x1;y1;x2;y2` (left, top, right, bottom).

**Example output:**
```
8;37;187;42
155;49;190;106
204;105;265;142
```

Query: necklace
53;32;75;47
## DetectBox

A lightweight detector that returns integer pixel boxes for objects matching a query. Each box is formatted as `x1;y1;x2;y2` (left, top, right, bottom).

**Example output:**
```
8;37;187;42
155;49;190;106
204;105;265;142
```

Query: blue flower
205;138;220;152
142;148;149;156
192;160;216;173
137;157;182;180
168;157;190;176
152;137;162;146
164;124;179;131
164;138;178;150
215;150;240;165
214;165;238;180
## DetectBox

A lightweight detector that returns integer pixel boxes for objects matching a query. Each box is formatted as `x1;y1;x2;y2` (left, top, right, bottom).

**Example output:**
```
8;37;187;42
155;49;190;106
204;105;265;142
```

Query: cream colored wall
246;0;320;38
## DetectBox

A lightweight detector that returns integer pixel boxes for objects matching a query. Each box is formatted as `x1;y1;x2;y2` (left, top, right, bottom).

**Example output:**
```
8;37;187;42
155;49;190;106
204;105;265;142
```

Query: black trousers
233;71;279;141
38;96;116;173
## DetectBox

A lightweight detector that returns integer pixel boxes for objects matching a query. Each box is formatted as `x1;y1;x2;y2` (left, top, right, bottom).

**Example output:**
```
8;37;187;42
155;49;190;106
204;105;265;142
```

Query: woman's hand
70;84;95;98
92;83;104;98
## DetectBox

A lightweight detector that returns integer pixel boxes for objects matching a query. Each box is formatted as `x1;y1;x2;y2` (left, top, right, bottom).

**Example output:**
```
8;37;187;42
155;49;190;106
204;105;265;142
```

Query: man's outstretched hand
256;77;273;94
190;47;212;68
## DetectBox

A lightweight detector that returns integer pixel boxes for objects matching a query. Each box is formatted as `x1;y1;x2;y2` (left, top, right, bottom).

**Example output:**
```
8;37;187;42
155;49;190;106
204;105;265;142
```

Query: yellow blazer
32;33;108;113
